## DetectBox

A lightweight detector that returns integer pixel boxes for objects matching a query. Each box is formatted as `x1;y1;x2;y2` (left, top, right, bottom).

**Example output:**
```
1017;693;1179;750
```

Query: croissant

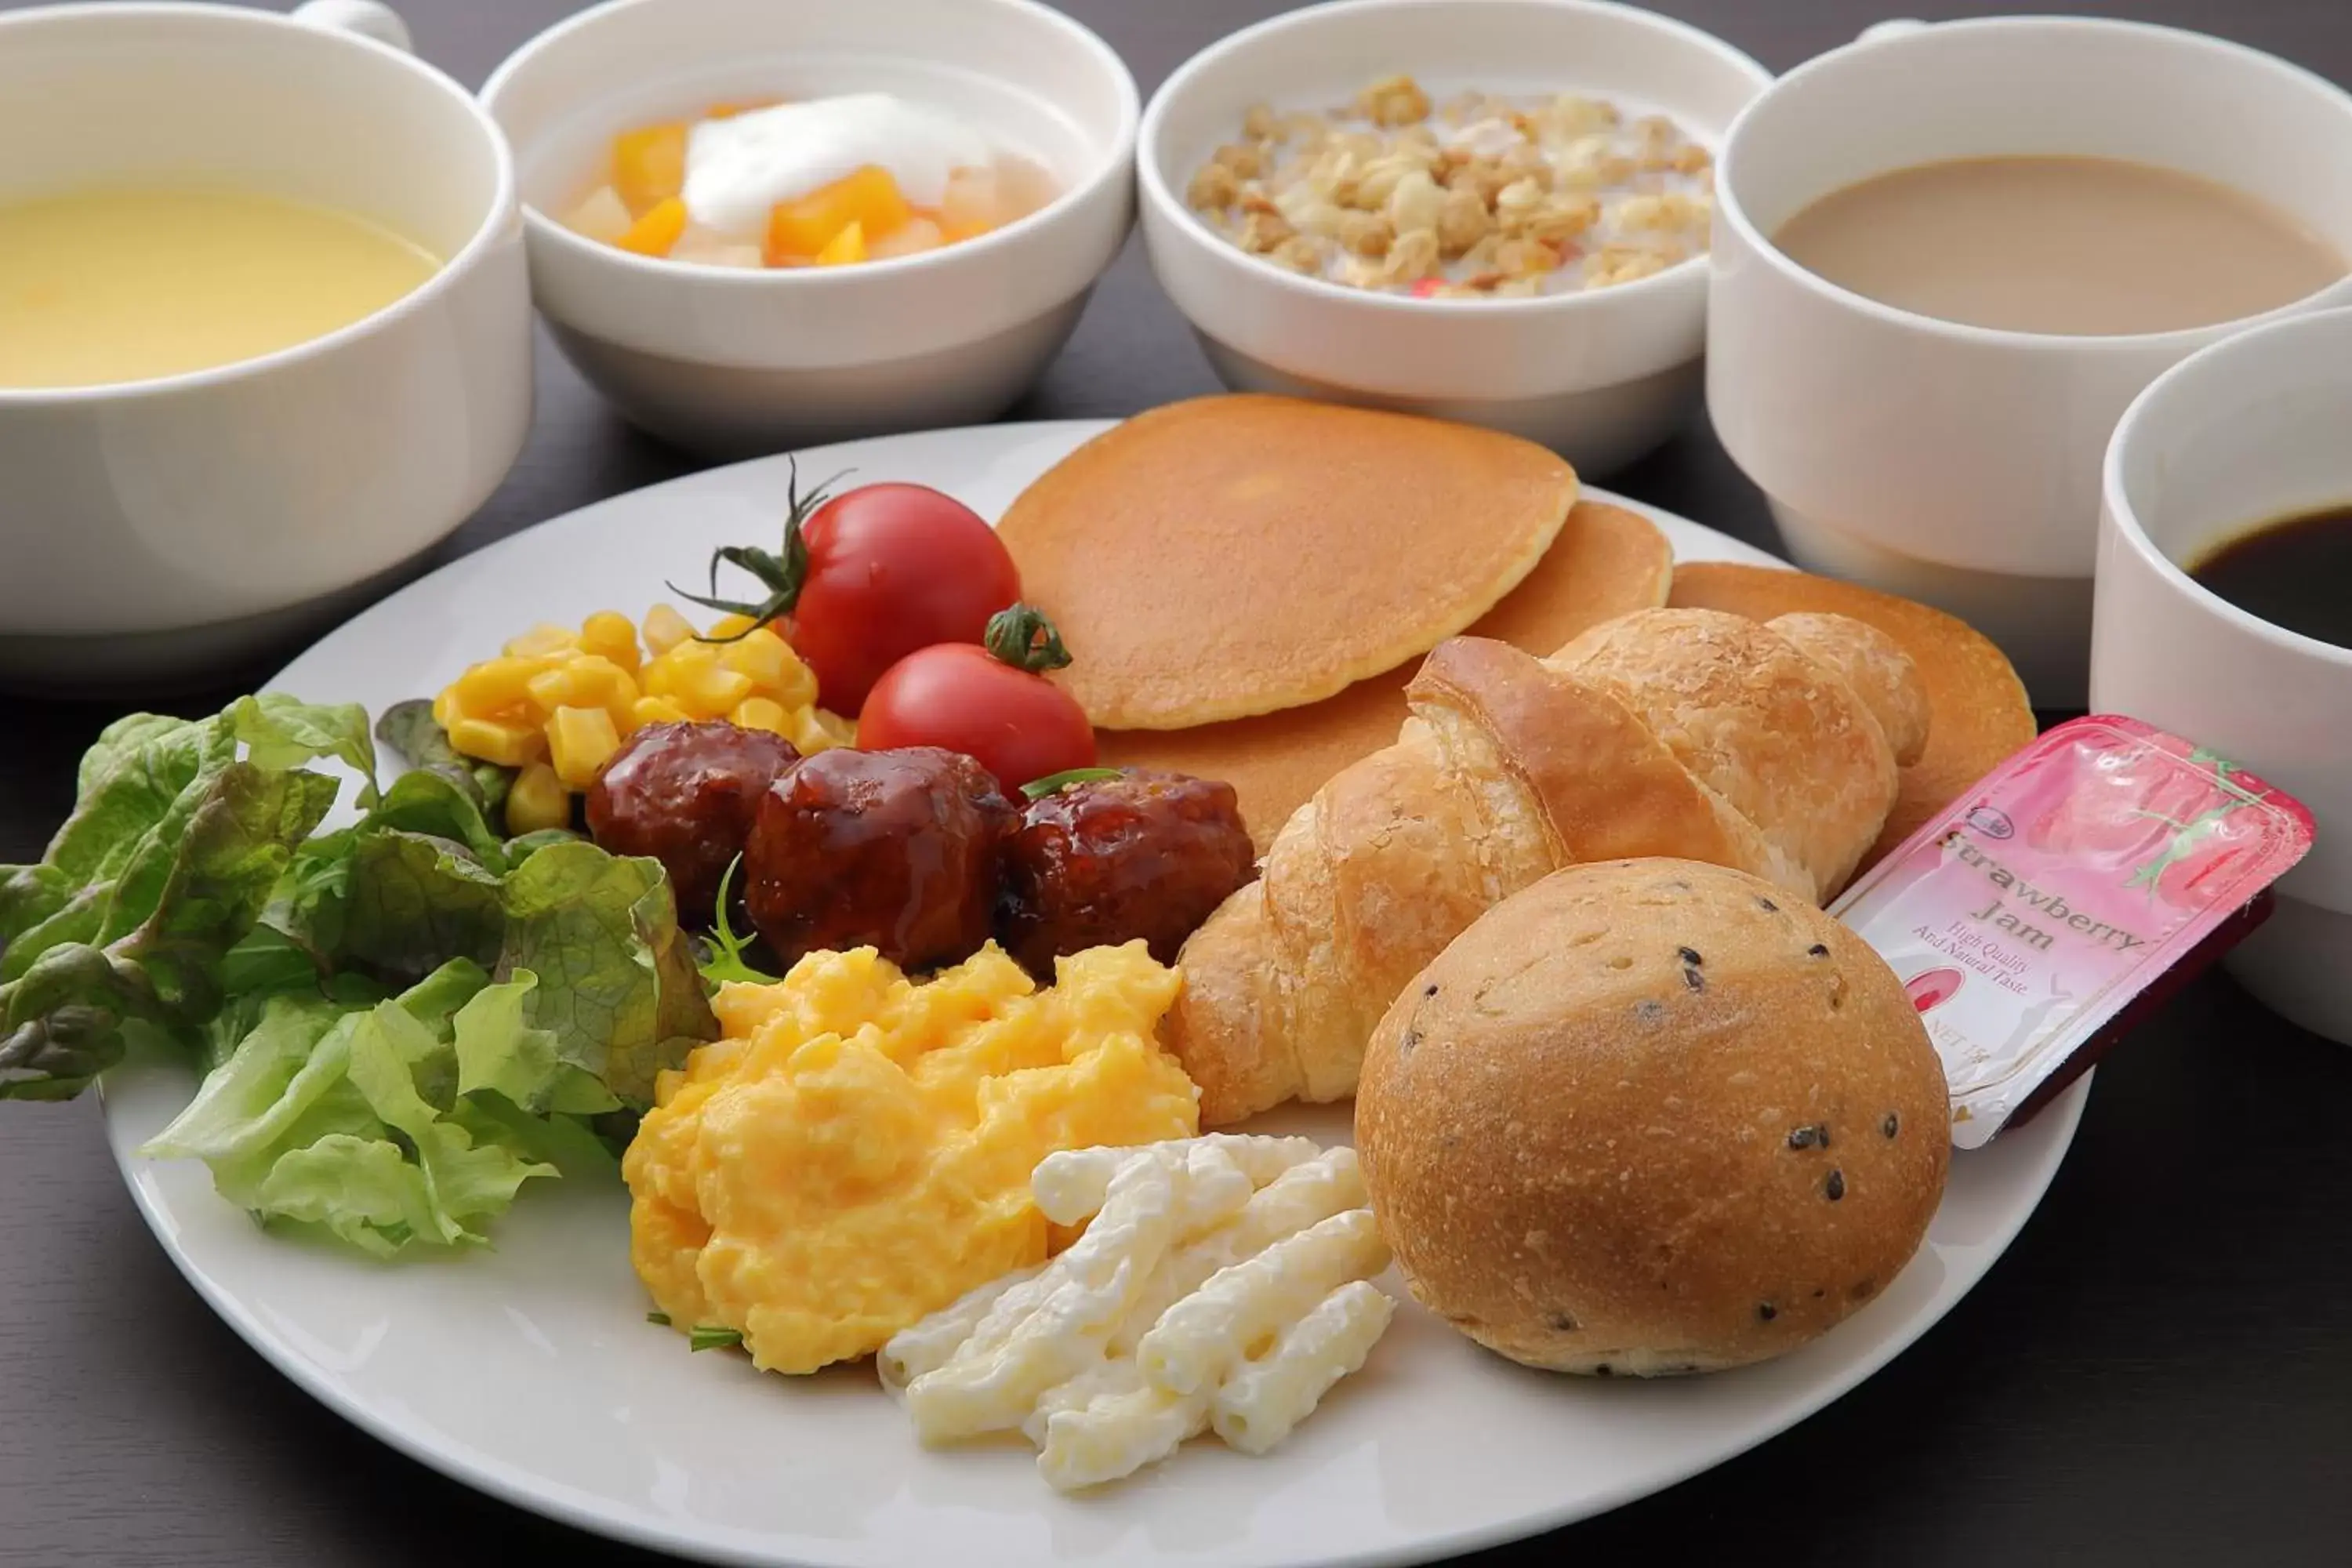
1165;608;1931;1127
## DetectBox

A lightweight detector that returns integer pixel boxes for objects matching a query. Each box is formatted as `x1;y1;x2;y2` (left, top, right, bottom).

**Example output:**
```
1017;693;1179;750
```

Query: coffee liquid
2189;504;2352;651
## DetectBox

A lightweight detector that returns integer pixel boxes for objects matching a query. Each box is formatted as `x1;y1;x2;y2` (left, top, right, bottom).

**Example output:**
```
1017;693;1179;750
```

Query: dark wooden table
5;2;2351;1563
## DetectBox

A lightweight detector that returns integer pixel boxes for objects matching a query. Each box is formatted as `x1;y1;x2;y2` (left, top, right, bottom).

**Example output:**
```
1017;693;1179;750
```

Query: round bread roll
1356;858;1949;1376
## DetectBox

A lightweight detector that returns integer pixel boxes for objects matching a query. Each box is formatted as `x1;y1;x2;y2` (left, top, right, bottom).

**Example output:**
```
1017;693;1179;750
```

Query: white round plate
100;420;2086;1568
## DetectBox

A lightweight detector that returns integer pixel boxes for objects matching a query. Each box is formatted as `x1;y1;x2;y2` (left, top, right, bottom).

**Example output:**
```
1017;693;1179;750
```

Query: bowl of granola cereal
1138;0;1769;473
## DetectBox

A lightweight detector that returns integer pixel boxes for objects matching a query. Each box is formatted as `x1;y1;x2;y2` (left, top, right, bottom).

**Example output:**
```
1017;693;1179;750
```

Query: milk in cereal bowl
1138;0;1769;472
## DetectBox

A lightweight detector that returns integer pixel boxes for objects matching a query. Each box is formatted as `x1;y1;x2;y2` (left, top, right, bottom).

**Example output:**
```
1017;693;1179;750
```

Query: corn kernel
453;655;563;717
549;706;622;789
769;659;820;712
579;611;643;671
789;710;855;754
710;613;759;640
677;665;757;717
642;603;697;656
633;696;691;728
503;623;579;659
527;654;638;713
718;627;796;690
505;762;571;837
449;717;548;768
732;697;789;734
640;640;716;702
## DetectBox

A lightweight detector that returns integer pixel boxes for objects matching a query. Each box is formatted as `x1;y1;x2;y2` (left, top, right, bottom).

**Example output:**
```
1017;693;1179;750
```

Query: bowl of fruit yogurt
482;0;1137;456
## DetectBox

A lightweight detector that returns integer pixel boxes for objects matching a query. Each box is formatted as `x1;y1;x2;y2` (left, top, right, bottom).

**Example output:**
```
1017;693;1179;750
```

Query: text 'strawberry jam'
1832;716;2316;1149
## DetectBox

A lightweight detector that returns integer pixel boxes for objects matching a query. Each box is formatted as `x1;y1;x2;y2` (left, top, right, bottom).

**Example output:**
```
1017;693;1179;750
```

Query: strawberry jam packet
1831;716;2315;1149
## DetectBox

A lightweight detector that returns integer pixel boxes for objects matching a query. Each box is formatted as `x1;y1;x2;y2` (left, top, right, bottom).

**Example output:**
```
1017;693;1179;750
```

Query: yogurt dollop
683;93;993;240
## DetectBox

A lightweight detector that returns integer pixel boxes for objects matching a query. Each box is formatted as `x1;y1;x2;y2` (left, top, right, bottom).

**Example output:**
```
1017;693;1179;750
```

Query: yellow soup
0;188;441;389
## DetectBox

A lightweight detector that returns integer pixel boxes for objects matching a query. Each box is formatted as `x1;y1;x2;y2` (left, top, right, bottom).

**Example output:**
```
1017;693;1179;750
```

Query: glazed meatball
585;721;800;924
996;768;1258;975
745;746;1016;971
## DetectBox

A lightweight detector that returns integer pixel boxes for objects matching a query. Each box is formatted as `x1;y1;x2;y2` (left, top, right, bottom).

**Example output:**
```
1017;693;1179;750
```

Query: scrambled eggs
623;942;1200;1374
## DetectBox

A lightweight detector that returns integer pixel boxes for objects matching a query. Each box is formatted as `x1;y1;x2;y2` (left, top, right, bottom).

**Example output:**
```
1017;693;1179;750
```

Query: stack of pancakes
997;395;2031;877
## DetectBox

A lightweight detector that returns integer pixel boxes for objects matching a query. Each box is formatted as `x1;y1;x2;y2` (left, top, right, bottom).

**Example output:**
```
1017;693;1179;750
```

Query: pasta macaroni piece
882;1134;1394;1491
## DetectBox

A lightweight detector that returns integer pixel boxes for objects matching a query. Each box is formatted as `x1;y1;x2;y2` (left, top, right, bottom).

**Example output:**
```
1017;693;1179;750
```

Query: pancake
997;395;1578;730
1100;501;1672;850
1667;562;2036;873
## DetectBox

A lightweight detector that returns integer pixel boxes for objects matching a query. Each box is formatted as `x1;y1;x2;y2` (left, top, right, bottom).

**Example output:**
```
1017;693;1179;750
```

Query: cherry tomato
857;607;1097;793
679;466;1019;715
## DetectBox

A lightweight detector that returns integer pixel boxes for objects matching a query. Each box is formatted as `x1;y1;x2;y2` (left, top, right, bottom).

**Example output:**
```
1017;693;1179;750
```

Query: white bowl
1137;0;1769;475
480;0;1138;459
2094;305;2352;1044
0;0;532;693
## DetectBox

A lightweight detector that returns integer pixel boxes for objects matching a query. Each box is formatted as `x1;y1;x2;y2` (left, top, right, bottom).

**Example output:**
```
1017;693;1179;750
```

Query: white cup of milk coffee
1706;16;2352;706
2095;306;2352;1046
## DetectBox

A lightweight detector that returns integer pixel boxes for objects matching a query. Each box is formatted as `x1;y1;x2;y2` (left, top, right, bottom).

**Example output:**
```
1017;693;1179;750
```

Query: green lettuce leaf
142;959;561;1254
374;698;514;820
16;690;720;1254
497;842;715;1109
452;970;621;1117
230;695;377;804
0;697;376;1098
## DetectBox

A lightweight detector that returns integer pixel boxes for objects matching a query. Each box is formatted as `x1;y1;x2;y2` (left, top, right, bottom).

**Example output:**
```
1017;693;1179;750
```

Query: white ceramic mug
2093;306;2352;1044
0;1;532;692
1708;16;2352;706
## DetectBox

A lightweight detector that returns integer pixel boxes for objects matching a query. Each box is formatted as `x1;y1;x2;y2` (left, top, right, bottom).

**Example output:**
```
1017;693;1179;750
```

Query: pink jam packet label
1831;716;2316;1149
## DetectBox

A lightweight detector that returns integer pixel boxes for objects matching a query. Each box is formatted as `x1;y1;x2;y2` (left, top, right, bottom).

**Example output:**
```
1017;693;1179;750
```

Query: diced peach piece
764;165;910;263
612;122;688;216
866;215;945;260
617;196;689;257
563;185;635;246
815;220;867;266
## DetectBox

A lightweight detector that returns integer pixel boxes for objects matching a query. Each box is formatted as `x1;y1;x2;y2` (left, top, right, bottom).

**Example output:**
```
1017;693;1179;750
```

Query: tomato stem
985;604;1073;673
664;456;851;642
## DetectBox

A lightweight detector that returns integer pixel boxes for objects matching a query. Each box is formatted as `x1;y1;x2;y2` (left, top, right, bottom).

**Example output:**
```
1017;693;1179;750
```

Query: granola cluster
1185;74;1713;299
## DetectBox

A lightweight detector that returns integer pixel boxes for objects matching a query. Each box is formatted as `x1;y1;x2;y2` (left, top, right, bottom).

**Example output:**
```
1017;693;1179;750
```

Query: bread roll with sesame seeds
1355;858;1948;1376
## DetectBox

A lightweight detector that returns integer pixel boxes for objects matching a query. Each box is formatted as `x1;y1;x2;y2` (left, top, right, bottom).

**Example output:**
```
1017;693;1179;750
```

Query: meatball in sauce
586;721;800;924
746;746;1016;972
997;768;1257;976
